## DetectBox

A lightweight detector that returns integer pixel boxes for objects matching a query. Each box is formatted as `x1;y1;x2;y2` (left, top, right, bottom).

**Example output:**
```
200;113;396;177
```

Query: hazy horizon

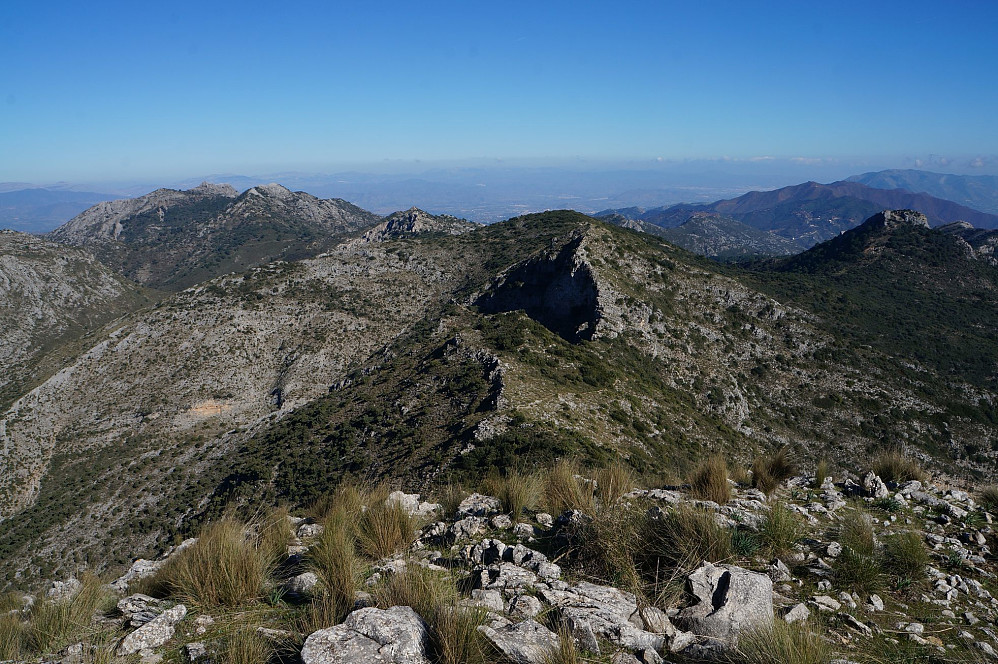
3;2;997;184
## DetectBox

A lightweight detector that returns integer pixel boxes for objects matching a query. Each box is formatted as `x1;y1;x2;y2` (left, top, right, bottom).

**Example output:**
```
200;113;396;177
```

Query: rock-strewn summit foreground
5;462;998;663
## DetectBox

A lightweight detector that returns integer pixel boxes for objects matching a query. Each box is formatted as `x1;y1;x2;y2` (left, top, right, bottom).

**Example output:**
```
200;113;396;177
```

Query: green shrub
871;452;926;484
688;455;731;504
733;618;832;664
357;501;416;560
543;459;595;515
483;470;543;521
882;531;929;586
153;519;269;606
760;502;804;555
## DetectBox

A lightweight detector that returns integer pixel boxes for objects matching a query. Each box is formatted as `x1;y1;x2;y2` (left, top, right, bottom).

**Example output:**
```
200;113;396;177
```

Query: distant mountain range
600;179;998;251
848;169;998;214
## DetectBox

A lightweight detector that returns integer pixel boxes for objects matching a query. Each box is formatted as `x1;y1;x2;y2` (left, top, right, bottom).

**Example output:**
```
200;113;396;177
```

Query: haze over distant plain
2;0;997;186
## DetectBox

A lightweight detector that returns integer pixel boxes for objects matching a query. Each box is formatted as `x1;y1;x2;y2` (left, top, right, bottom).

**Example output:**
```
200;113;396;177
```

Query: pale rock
810;596;841;612
478;619;559;664
675;562;774;645
386;491;440;517
297;522;325;538
457;493;501;517
301;606;429;664
862;472;889;499
867;594;884;611
118;604;188;656
826;542;843;557
47;578;82;601
286;571;320;595
112;559;164;592
491;514;514;530
535;513;554;528
184;642;208;662
784;603;810;623
509;593;543;619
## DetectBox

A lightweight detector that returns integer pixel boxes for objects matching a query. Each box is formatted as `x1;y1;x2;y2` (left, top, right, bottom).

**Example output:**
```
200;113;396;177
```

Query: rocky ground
5;462;998;664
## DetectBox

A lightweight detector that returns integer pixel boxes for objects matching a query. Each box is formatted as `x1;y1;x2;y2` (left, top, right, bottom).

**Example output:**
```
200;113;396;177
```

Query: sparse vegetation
814;458;829;488
224;625;272;664
594;461;635;505
980;485;998;513
834;509;881;592
23;574;111;655
882;531;929;587
357;500;417;560
688;455;731;504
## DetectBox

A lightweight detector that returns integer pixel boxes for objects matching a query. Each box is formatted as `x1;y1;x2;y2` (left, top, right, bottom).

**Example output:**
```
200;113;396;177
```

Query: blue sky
2;0;997;182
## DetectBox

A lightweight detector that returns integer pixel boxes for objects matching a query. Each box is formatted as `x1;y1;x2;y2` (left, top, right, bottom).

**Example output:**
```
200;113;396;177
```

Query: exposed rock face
476;233;602;342
301;606;429;664
676;562;774;645
871;209;931;231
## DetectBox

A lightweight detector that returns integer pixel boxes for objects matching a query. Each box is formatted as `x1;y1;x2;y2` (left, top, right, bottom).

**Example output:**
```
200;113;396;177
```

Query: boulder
675;562;773;645
111;559;164;592
302;606;429;664
538;582;666;651
457;493;501;517
386;491;440;517
478;619;559;664
117;604;187;655
285;572;320;595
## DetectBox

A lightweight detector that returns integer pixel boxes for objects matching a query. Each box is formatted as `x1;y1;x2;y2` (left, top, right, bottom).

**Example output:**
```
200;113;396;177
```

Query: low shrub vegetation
688;455;731;504
979;485;998;513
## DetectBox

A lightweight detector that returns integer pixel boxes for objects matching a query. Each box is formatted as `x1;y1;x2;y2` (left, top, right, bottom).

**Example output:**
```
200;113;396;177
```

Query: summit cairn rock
676;562;773;646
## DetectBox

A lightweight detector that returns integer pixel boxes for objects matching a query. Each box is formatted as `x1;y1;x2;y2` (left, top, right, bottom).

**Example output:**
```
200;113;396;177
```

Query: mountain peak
246;183;293;198
190;181;238;198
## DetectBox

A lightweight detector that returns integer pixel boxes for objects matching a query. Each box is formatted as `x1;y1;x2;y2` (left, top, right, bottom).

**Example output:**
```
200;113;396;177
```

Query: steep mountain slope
605;181;998;248
49;182;381;290
848;169;998;214
2;211;998;586
599;211;801;259
0;230;153;409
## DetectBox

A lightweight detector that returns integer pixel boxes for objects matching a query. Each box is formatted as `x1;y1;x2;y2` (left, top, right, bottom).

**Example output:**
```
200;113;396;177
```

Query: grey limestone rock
478;619;559;664
457;493;501;517
676;562;773;645
301;606;429;664
117;604;187;656
285;571;320;595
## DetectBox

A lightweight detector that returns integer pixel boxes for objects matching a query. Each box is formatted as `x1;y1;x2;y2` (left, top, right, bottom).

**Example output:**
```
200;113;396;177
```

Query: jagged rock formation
49;182;381;289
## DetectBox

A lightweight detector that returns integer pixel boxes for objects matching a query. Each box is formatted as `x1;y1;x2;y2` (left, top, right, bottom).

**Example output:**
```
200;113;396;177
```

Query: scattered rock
478;619;559;664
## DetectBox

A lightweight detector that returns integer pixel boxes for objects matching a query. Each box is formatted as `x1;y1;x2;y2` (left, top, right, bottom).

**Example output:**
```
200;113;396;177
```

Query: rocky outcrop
117;604;187;656
356;208;478;244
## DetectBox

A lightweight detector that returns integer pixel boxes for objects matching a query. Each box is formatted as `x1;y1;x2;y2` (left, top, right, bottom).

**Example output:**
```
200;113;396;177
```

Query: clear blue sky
2;0;997;181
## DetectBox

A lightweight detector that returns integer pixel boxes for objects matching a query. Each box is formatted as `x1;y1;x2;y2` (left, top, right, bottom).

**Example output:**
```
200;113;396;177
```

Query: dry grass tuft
733;619;832;664
543;459;595;515
752;446;795;496
979;485;998;513
483;470;543;521
688;455;731;504
759;502;804;555
882;531;929;585
256;506;293;568
224;625;271;664
357;500;417;560
153;519;270;607
306;508;360;629
815;458;829;488
870;452;927;484
594;462;635;505
23;573;111;655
